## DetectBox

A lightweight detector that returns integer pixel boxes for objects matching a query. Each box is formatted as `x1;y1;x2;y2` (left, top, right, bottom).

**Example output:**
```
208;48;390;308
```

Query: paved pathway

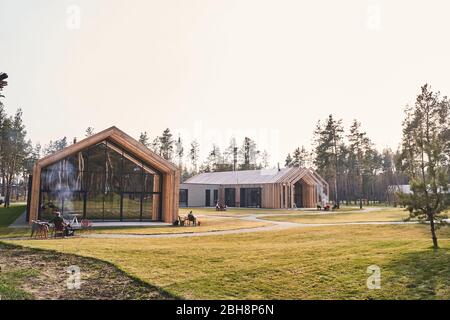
9;210;27;228
3;207;424;241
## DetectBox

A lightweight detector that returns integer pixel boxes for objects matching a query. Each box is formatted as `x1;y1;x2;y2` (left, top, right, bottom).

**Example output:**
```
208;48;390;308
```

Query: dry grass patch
0;243;174;300
263;208;412;224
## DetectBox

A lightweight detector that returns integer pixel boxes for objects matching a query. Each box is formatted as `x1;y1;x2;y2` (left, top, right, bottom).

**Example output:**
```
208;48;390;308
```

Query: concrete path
3;207;424;241
9;211;27;228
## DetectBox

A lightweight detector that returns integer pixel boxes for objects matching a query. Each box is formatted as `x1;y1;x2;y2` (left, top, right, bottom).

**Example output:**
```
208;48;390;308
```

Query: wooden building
180;167;328;209
27;127;180;223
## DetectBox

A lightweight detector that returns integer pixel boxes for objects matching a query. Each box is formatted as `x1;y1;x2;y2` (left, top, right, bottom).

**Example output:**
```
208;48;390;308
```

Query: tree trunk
429;214;439;249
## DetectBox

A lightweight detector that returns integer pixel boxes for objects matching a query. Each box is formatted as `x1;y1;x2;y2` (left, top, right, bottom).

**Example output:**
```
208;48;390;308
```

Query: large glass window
38;140;163;221
240;188;261;208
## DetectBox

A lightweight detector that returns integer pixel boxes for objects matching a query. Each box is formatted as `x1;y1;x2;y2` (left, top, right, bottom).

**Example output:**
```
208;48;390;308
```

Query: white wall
180;183;219;207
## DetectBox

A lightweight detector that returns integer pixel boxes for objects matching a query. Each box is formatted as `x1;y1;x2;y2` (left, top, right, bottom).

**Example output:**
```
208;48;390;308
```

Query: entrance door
240;188;261;207
205;189;211;207
225;188;236;207
213;189;219;205
294;183;303;208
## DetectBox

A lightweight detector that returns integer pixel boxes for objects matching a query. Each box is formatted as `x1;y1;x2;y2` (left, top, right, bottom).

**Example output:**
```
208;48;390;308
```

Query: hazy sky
1;0;450;165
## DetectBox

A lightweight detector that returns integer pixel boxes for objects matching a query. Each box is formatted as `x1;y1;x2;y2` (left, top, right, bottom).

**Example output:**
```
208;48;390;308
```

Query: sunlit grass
0;204;28;239
263;208;412;224
7;224;450;299
0;204;26;227
86;217;269;235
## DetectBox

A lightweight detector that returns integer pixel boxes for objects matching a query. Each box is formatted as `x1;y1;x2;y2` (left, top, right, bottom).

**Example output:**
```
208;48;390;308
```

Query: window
205;190;211;207
240;188;261;208
213;189;218;204
38;139;163;221
179;189;188;207
225;188;236;207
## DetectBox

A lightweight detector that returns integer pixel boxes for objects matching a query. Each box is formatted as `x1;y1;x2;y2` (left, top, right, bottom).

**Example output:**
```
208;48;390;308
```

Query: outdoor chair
80;219;93;232
216;203;227;211
52;220;66;238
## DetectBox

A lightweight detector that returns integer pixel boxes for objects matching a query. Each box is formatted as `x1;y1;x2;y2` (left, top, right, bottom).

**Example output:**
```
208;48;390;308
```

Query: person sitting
49;211;75;237
187;211;197;226
49;211;66;237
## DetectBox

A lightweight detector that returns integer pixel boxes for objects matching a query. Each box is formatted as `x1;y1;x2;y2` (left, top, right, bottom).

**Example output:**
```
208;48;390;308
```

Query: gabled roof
183;167;321;185
35;126;179;174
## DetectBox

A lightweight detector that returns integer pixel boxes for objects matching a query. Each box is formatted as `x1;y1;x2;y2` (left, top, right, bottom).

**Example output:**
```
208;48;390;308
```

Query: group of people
316;201;339;211
215;201;228;211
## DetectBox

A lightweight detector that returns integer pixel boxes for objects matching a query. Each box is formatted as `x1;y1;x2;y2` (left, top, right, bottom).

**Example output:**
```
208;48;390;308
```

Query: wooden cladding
213;167;328;209
28;127;180;223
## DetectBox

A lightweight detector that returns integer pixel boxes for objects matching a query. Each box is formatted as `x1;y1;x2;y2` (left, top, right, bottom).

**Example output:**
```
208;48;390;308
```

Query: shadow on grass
0;242;180;300
384;247;450;299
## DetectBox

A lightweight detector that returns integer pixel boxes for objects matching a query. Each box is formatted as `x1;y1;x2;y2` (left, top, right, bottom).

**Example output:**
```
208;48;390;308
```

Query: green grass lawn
263;208;412;224
0;205;33;298
0;204;26;226
0;268;35;300
7;224;450;299
0;206;269;239
0;204;29;239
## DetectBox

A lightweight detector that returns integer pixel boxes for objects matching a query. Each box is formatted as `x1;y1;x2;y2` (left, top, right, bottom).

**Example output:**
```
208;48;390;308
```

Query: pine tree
285;153;293;167
239;137;259;170
85;127;95;137
159;128;174;160
313;115;344;208
398;84;450;249
43;137;68;155
348;120;371;208
150;136;161;155
2;109;29;207
224;137;238;170
0;72;8;99
206;144;222;171
189;140;200;174
259;150;270;169
139;131;150;148
175;136;184;168
291;146;309;167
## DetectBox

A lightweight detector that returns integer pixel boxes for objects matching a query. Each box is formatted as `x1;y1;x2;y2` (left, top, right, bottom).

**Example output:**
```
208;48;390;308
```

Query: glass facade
39;140;162;221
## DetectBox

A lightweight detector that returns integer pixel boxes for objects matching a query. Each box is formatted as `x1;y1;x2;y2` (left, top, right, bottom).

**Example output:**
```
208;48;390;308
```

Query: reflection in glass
142;193;161;221
86;191;104;220
39;191;63;221
39;139;162;221
103;192;121;220
122;193;141;220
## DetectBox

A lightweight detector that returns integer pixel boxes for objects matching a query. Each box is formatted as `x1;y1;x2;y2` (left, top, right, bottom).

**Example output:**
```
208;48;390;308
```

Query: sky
1;0;450;165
